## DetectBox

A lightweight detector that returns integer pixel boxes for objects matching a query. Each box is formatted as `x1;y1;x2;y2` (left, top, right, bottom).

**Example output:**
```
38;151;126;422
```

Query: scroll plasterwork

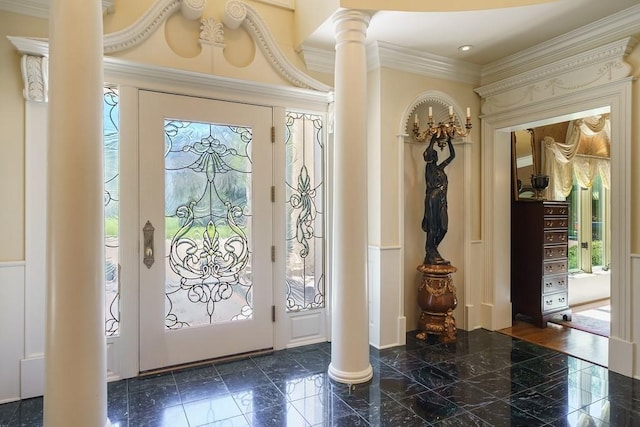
13;0;331;101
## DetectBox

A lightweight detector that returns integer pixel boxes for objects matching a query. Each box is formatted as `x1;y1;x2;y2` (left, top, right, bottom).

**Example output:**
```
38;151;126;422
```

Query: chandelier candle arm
412;105;473;147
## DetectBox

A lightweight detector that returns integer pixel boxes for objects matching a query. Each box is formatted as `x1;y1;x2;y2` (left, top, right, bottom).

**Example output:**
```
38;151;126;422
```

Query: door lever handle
143;220;155;269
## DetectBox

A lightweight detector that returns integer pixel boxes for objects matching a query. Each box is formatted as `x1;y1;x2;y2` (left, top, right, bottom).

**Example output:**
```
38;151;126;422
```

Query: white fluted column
328;9;373;385
45;1;107;426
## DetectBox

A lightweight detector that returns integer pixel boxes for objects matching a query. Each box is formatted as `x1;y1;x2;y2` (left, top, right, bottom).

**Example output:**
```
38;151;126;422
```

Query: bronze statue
422;133;455;265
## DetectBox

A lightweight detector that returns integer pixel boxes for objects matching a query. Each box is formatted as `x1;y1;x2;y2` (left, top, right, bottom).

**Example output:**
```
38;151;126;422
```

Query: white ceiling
304;0;640;66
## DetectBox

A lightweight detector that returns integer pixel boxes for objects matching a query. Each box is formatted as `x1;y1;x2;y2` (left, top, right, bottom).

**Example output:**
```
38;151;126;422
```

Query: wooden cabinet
511;200;571;327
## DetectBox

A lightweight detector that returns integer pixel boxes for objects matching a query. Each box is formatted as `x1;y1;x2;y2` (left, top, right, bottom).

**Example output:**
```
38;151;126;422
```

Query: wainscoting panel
368;246;405;349
0;262;25;403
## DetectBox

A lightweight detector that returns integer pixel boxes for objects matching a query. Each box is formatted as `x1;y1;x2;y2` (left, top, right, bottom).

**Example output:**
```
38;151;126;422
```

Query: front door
138;91;273;371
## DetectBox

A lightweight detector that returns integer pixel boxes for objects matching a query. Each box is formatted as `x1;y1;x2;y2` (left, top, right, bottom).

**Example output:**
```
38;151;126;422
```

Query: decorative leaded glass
164;120;254;329
284;112;325;312
104;86;120;336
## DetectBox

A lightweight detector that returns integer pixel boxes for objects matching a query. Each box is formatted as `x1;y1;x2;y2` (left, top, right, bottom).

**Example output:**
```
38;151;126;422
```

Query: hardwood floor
497;301;609;368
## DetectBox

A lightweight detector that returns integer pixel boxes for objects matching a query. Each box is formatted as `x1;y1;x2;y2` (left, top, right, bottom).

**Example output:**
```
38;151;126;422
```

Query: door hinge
272;305;276;322
270;186;275;202
271;126;275;143
271;245;275;262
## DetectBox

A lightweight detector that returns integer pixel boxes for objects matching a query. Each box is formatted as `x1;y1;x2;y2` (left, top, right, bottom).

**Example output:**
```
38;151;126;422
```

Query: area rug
549;305;610;337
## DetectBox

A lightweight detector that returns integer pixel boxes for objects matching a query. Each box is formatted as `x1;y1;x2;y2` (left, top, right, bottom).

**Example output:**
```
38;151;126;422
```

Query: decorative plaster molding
475;38;637;116
223;0;331;92
9;0;329;94
181;0;205;21
21;55;48;102
481;4;640;85
0;0;114;18
199;17;225;46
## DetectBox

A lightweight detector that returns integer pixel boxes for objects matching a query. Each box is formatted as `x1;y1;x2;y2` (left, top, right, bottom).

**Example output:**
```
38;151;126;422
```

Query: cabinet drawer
542;292;568;312
544;245;567;260
544;205;569;216
544;218;568;229
543;275;567;294
544;231;567;244
544;260;567;275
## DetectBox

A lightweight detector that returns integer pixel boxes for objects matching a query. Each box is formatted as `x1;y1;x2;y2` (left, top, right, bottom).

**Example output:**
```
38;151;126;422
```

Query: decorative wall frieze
223;0;331;92
20;55;48;102
475;37;637;116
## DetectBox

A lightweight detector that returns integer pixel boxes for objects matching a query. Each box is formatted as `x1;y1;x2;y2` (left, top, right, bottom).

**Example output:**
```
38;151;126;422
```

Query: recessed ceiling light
458;45;473;52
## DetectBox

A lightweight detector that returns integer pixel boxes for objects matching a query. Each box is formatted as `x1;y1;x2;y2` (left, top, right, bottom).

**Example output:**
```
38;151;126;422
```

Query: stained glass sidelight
164;120;253;329
104;86;120;336
284;112;325;312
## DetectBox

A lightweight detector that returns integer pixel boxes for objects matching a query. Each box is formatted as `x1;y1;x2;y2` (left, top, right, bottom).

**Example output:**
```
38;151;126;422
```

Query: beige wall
370;67;480;328
0;11;48;261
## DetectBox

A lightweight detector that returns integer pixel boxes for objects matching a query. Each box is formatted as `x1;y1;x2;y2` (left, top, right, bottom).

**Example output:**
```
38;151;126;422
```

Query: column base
416;263;458;344
327;363;373;385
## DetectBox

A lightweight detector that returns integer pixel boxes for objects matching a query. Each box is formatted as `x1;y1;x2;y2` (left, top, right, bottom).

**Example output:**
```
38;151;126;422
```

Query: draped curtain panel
543;115;610;200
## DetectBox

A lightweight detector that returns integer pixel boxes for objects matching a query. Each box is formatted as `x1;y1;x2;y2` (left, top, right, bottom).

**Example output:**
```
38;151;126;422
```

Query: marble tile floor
2;328;639;426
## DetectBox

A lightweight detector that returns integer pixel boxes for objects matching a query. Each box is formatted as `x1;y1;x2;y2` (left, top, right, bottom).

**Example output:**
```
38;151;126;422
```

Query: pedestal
416;263;458;343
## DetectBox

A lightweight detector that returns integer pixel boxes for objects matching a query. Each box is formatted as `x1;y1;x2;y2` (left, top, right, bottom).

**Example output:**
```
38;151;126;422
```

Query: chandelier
412;106;472;149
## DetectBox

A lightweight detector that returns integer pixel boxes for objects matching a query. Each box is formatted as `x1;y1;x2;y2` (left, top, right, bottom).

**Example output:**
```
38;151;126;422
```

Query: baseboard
20;354;44;399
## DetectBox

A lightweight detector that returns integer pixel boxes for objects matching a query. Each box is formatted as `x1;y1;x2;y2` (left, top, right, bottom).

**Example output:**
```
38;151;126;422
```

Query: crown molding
370;41;481;85
0;0;114;18
481;4;640;85
298;44;335;75
300;40;481;85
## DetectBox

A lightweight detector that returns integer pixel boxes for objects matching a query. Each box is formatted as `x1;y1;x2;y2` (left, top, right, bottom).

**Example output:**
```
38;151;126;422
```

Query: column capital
20;55;48;102
332;9;370;45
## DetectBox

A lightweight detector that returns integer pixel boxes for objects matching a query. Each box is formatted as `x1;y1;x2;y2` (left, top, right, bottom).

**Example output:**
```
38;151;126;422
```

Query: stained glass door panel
139;91;273;371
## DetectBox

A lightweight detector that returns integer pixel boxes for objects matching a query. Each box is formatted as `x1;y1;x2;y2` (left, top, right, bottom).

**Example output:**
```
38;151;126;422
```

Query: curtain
543;115;610;200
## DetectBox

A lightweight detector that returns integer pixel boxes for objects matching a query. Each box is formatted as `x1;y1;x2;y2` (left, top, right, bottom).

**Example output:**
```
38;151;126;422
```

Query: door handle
143;220;155;269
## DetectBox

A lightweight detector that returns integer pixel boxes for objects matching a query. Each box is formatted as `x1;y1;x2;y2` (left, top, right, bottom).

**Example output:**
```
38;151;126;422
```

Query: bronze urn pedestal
416;263;458;343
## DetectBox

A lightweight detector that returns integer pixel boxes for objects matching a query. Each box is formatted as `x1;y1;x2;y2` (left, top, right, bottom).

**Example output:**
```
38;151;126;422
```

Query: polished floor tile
2;328;639;426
